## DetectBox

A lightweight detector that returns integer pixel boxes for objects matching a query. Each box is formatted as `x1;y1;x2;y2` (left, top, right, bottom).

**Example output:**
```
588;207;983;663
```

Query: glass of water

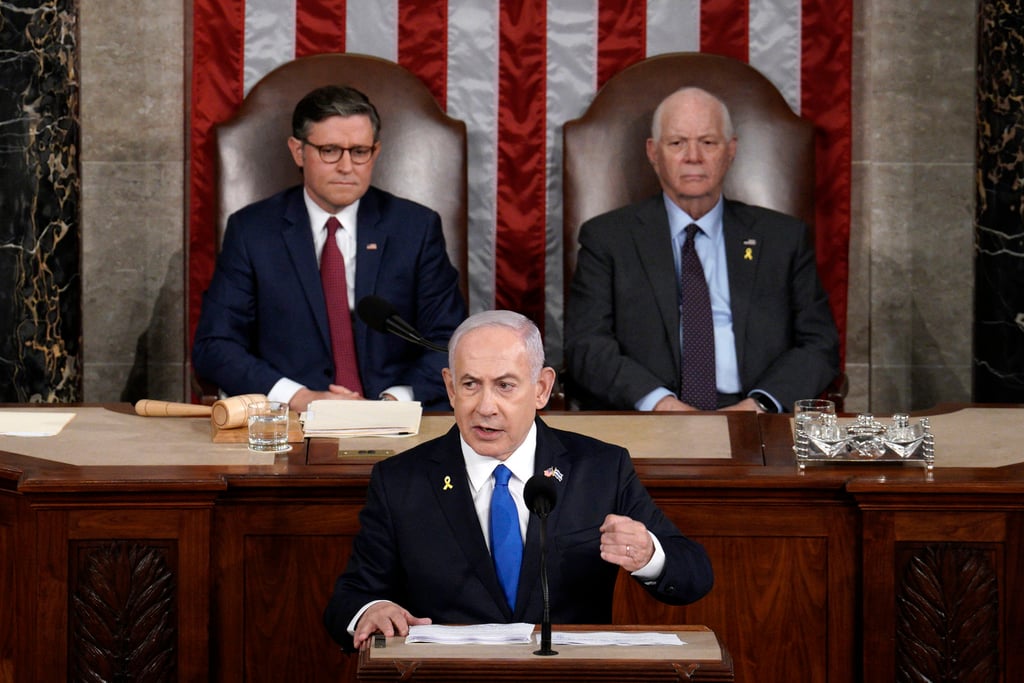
246;401;290;452
793;398;836;438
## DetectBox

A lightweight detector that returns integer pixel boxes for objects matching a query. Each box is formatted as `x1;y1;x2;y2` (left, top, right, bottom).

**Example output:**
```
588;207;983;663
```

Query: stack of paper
301;400;422;438
405;623;535;644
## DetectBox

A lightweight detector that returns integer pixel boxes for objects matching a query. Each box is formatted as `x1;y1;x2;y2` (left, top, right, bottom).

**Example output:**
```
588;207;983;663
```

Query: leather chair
561;52;846;410
194;53;468;403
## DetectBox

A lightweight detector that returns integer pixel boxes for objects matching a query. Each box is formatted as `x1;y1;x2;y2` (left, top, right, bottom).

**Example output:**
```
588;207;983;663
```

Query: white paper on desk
405;623;535;644
302;400;422;437
0;411;76;437
543;631;686;646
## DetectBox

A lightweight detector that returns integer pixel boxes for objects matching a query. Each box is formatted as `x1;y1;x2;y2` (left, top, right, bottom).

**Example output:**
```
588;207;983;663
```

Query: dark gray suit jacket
564;195;839;411
323;419;714;651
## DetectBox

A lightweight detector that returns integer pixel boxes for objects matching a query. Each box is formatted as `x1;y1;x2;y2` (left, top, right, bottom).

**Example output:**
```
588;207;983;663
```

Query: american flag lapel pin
543;466;563;481
366;243;378;250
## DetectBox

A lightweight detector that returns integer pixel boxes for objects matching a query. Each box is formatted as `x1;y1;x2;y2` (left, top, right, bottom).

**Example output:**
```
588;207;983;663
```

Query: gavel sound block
134;394;301;443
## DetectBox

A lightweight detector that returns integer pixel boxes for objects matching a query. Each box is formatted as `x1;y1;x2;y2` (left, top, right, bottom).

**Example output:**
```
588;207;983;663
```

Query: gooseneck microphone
524;474;558;656
355;295;448;353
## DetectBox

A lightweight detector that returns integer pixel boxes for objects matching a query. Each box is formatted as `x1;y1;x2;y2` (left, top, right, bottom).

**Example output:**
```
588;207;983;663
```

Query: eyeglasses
302;140;378;165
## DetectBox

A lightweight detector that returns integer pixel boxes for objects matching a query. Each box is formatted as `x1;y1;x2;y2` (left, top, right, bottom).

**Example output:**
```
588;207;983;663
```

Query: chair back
215;53;469;300
563;52;815;303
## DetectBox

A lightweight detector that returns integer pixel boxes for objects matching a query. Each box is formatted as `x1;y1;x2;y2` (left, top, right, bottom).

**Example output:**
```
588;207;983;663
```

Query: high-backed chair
561;52;846;410
194;53;468;403
215;53;468;300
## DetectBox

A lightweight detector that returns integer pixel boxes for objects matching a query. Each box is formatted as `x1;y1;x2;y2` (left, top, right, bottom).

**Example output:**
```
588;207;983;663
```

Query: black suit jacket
192;185;466;409
323;419;714;651
564;195;839;411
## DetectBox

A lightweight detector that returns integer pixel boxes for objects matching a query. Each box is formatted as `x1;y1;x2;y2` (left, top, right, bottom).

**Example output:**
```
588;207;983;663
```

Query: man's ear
534;366;556;409
287;137;305;168
442;368;456;404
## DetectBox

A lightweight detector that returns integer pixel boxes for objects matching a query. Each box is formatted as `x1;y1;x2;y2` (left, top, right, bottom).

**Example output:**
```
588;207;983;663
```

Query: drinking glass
246;401;290;452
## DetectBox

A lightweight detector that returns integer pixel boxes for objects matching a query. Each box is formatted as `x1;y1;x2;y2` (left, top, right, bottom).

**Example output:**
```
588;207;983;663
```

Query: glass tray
793;414;935;470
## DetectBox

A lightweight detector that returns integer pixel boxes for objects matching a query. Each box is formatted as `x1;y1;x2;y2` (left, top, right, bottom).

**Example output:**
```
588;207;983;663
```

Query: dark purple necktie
321;217;362;394
679;223;717;410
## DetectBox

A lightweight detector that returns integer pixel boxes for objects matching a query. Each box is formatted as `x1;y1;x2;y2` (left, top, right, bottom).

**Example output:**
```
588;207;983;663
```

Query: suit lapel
631;197;682;374
282;190;332;353
353;187;388;354
516;419;570;620
427;426;512;617
723;199;760;372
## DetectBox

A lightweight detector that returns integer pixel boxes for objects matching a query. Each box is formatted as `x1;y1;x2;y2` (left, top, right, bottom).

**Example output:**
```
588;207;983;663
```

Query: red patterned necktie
679;223;717;410
320;217;362;393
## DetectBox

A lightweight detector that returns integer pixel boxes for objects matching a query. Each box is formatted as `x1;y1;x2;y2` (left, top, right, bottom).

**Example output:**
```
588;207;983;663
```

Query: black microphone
524;474;557;517
524;474;558;656
356;295;448;353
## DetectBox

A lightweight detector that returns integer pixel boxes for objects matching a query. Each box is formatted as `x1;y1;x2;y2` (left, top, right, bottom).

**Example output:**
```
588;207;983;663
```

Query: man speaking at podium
323;310;713;651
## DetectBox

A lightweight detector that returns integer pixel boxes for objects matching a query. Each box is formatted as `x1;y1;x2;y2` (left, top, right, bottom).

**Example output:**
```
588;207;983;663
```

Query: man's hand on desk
653;396;765;412
721;397;762;413
289;384;365;412
353;601;432;649
653;395;698;411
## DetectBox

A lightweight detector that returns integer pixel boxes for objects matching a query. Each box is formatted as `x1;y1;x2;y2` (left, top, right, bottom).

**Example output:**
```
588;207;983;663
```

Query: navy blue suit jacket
323;419;714;651
565;196;840;411
192;185;466;409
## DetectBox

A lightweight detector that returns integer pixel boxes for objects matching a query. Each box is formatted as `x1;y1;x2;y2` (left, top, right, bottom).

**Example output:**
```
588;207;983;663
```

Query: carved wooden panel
895;544;999;683
69;541;177;682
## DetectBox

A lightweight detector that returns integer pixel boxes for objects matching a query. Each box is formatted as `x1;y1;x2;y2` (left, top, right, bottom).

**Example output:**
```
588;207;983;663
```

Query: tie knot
325;216;342;233
493;464;513;486
685;223;701;240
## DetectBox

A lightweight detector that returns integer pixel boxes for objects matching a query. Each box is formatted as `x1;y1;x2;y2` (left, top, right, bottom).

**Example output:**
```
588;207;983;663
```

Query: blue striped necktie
489;464;522;609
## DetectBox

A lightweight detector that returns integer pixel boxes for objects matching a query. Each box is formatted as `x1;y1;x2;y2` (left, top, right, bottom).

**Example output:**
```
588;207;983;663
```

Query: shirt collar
303;188;360;237
663;193;725;244
461;421;538;492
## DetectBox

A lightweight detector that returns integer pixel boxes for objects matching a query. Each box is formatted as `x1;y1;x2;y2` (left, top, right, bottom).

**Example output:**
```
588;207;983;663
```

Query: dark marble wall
0;0;81;402
976;0;1024;403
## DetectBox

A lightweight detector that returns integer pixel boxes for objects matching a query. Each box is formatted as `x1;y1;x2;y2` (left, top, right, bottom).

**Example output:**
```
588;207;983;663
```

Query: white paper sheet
0;411;76;437
543;631;686;646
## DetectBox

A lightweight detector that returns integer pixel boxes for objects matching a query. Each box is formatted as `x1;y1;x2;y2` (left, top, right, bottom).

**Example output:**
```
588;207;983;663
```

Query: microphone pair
356;295;448;353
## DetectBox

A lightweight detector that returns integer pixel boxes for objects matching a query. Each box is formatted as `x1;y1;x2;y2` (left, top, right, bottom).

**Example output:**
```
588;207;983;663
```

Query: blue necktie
489;464;522;609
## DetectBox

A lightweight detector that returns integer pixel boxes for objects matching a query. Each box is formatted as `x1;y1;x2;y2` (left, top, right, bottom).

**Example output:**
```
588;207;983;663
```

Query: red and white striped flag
190;0;851;365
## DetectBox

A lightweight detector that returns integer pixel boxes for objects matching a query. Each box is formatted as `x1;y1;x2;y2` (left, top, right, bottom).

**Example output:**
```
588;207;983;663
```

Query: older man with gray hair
324;309;713;652
565;86;839;413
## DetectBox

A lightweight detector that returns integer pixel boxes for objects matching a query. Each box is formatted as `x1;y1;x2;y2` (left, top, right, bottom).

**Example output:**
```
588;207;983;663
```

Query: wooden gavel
134;394;267;429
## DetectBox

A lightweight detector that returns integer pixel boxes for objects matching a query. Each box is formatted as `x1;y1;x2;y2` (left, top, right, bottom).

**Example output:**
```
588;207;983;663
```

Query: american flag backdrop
190;0;851;366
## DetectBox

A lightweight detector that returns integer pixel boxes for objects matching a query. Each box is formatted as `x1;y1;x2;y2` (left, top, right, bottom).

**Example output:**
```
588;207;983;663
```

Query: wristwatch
749;392;777;413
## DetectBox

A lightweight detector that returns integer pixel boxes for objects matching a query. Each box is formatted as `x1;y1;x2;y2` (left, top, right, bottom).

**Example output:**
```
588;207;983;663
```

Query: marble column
0;0;82;402
976;0;1024;403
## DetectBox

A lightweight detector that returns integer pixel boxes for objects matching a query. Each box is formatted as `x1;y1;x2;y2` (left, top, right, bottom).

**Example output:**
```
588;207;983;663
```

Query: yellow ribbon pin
442;476;453;491
743;247;753;261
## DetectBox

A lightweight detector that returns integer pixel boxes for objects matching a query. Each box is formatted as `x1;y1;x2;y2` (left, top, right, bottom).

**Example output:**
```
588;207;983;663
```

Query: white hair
651;87;735;141
447;310;545;381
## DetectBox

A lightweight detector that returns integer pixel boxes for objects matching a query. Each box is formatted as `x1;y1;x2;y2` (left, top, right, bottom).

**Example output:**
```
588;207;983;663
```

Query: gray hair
651;87;735;141
447;310;545;381
292;85;382;141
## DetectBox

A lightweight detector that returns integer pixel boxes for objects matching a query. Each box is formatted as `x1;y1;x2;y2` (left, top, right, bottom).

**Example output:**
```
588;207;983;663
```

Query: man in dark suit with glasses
193;85;466;411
